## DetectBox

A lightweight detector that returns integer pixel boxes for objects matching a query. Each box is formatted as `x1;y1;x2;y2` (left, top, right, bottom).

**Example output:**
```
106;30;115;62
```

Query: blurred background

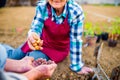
0;0;37;7
0;0;120;7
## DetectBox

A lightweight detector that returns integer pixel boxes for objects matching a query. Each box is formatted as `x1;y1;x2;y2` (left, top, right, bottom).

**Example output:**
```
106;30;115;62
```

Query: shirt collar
51;3;67;18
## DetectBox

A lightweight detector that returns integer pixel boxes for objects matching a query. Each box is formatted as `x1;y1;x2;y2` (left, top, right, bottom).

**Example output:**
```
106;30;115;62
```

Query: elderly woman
0;0;93;75
23;0;93;74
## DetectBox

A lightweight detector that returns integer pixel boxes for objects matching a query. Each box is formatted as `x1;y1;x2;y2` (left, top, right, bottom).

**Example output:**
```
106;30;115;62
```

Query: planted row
83;18;120;47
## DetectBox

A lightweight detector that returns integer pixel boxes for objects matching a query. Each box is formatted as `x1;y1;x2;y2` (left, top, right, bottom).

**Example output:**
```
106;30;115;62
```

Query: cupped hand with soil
24;59;57;80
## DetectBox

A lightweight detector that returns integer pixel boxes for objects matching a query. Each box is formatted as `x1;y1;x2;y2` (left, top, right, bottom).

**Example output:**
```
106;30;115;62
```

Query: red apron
21;5;70;63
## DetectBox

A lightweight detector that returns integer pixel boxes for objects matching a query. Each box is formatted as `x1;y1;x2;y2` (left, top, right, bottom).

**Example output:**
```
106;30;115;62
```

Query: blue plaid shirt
28;0;84;72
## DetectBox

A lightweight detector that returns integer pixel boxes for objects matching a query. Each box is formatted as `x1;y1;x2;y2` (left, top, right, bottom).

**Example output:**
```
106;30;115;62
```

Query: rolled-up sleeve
69;11;84;72
28;5;44;36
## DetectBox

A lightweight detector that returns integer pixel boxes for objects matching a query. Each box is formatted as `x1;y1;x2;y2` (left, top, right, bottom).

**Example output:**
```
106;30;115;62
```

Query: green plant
113;17;120;35
108;17;120;40
93;24;102;35
84;22;95;37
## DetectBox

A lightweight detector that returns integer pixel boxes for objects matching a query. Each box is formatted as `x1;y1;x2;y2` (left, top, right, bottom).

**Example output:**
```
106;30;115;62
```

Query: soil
0;5;120;80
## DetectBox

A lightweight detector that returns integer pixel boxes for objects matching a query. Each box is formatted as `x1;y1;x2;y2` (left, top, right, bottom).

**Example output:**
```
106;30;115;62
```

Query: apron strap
47;3;52;18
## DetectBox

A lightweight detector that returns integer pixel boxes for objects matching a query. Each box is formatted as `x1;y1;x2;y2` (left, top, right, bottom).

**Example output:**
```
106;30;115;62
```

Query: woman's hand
27;32;43;50
77;66;93;75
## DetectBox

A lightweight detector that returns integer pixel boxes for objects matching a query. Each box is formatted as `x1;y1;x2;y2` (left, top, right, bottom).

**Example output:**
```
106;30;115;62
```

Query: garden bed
0;5;120;80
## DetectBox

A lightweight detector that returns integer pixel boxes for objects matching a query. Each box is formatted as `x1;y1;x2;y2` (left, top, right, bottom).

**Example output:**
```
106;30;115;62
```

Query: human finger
47;60;55;64
27;40;36;50
28;35;36;44
33;33;40;40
